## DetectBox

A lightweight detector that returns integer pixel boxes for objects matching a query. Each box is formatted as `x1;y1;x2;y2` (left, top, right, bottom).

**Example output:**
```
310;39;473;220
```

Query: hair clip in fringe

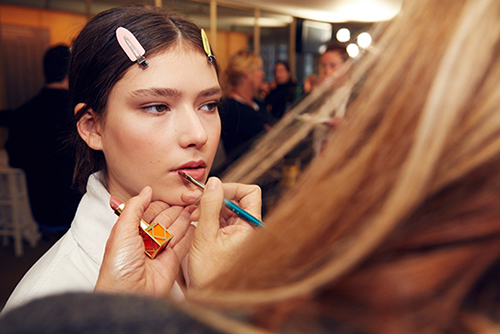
116;27;149;69
201;29;215;63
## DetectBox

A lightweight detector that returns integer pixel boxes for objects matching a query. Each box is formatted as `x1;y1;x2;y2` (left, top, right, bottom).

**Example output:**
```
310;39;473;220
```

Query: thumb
110;186;152;236
197;177;224;239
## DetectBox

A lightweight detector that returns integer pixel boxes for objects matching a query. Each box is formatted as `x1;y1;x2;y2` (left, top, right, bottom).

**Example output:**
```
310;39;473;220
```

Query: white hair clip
201;29;215;63
116;26;148;69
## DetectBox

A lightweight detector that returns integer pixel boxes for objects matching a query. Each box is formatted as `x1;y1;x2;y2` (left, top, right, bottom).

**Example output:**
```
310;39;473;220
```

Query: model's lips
173;160;207;182
177;167;206;181
176;160;207;170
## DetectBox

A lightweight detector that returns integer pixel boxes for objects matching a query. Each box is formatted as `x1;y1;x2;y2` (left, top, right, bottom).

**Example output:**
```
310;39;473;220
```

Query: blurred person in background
5;44;82;235
319;43;350;82
312;43;352;155
265;61;297;122
218;50;271;169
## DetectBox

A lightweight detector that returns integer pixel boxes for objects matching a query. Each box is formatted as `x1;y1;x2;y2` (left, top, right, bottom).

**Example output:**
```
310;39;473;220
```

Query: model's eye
143;104;169;113
200;102;219;112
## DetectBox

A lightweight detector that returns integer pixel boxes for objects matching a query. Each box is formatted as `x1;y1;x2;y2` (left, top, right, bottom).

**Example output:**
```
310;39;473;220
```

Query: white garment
2;172;184;313
312;85;352;155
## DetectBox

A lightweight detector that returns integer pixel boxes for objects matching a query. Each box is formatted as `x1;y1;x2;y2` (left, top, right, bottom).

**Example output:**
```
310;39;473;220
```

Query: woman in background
218;50;271;167
265;61;297;121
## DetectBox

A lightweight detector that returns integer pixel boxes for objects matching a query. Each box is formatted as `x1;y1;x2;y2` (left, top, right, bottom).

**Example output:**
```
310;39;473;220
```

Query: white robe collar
71;172;115;265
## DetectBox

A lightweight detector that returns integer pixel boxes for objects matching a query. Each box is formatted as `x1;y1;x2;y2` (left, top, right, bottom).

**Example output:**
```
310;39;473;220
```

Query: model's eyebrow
130;87;181;98
129;86;222;99
197;86;222;98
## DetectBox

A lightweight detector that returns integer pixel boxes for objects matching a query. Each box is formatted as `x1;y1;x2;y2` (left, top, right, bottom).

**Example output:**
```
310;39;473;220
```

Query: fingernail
206;177;219;190
110;196;122;210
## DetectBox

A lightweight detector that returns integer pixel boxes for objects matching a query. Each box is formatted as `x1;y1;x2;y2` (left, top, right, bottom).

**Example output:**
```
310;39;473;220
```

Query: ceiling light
336;28;350;42
346;43;360;57
357;32;372;48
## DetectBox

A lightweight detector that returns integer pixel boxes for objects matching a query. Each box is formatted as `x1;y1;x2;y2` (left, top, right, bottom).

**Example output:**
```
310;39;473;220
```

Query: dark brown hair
43;44;71;84
323;42;348;61
69;5;219;191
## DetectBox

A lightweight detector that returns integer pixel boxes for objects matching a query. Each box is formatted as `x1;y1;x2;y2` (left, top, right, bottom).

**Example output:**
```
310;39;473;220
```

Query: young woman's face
97;46;221;205
274;63;290;85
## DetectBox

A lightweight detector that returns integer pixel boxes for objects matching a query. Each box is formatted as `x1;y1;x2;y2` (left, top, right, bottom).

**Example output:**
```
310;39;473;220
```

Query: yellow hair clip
201;29;215;63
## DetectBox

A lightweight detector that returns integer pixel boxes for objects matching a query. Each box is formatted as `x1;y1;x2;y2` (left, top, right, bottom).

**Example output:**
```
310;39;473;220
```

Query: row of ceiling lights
336;27;372;57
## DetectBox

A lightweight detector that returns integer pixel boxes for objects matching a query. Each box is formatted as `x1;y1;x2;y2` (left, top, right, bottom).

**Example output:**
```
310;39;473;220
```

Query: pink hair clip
115;26;148;69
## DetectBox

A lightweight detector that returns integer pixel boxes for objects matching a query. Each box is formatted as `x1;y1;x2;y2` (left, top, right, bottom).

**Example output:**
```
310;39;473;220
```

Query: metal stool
0;167;41;256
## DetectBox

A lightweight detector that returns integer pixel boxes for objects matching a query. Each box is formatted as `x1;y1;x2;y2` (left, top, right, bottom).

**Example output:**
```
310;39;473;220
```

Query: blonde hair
221;50;263;95
189;0;500;332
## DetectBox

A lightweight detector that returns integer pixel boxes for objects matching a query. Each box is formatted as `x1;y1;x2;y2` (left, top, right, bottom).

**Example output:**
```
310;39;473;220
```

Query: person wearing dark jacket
5;45;82;233
265;61;297;121
219;50;271;167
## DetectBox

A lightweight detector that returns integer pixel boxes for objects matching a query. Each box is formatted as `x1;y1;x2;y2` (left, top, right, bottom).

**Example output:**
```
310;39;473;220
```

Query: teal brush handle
223;198;264;228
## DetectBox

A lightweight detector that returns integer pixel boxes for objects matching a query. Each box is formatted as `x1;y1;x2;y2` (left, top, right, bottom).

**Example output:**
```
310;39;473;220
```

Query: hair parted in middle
69;5;219;191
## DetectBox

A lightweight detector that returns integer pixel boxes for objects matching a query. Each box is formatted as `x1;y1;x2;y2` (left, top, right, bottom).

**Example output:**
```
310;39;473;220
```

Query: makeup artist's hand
95;186;195;298
187;177;261;288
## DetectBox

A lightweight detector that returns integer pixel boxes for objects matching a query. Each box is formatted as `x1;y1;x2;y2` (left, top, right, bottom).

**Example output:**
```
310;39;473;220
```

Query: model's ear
75;103;103;151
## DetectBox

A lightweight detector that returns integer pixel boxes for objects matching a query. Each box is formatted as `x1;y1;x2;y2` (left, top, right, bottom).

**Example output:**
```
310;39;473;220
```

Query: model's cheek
111;124;156;158
206;123;221;152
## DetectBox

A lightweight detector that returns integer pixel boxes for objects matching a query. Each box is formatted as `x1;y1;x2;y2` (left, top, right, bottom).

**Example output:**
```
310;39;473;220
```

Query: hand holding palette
110;196;173;259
